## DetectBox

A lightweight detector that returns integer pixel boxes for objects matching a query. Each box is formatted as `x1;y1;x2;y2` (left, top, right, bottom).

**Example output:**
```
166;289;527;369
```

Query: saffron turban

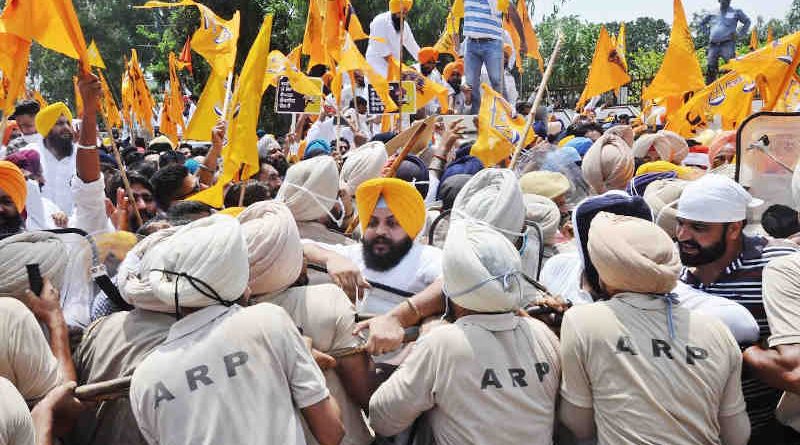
581;134;635;194
277;155;340;222
418;47;439;65
0;161;26;212
0;232;67;299
443;60;464;80
35;102;73;137
635;160;695;179
238;201;303;297
356;177;425;239
588;212;680;295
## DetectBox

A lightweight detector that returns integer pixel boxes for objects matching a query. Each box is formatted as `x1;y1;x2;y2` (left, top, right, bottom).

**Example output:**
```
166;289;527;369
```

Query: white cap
676;174;763;223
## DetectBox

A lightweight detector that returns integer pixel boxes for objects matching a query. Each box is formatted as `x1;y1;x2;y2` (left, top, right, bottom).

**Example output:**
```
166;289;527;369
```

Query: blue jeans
706;39;736;84
464;37;504;114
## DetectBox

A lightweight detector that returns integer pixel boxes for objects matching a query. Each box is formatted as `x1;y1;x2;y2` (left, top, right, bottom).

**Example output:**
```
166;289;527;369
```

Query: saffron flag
264;50;322;97
178;36;193;74
774;74;800;112
184;71;229;141
191;15;273;208
32;90;48;109
325;0;368;61
335;33;397;112
159;52;185;146
516;0;544;71
434;0;463;58
471;83;535;167
750;28;759;51
388;58;450;113
666;72;756;137
576;26;631;109
302;0;329;70
0;32;30;114
0;0;88;66
87;40;107;70
98;70;122;129
642;0;704;102
73;76;84;116
122;49;156;133
723;31;800;111
615;23;628;71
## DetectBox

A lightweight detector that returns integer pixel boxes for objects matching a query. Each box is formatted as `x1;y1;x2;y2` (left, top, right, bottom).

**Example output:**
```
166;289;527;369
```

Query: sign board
275;76;323;114
367;81;416;115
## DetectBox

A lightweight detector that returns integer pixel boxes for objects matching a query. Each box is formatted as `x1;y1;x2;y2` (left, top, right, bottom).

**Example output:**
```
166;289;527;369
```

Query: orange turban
418;47;439;65
443;60;464;80
389;0;413;13
356;178;425;239
3;121;19;146
0;161;26;212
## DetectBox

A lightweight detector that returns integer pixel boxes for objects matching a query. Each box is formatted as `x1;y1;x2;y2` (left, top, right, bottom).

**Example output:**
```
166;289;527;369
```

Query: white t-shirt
365;12;421;78
130;304;329;445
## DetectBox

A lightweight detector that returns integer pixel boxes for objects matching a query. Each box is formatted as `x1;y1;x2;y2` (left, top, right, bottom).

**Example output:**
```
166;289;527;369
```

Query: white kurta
365;12;421;78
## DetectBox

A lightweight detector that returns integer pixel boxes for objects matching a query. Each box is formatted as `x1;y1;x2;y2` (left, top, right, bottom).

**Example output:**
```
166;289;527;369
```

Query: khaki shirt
369;313;560;444
70;309;174;445
0;377;34;445
256;284;372;445
130;304;329;445
0;298;62;402
560;293;746;445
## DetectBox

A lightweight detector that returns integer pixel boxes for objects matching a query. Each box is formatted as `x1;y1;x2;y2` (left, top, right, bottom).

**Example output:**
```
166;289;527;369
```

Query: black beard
448;80;461;91
270;156;290;177
363;235;413;272
421;65;434;76
46;134;74;158
0;212;24;240
679;235;728;267
391;14;402;32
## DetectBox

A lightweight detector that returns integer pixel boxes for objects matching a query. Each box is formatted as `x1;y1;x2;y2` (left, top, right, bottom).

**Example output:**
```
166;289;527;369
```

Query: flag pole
221;71;234;118
510;30;564;169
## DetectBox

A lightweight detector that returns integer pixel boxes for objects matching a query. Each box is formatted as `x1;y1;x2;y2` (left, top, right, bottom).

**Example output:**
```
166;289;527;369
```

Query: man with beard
443;60;468;115
33;103;78;214
676;174;800;444
257;161;283;196
339;69;368;112
413;47;445;117
106;171;158;232
365;0;420;78
0;161;27;239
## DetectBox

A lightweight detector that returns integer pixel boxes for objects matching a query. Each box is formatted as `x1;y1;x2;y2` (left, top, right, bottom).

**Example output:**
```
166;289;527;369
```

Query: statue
700;0;751;84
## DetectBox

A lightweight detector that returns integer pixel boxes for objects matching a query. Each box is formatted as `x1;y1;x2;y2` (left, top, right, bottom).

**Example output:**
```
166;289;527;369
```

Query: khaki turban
118;227;180;313
443;221;526;313
0;232;67;298
605;125;634;147
659;130;689;164
35;102;73;137
519;171;570;200
340;141;388;196
588;212;680;295
238;201;303;297
581;134;635;194
356;177;426;238
0;161;26;212
147;215;249;308
643;179;688;238
632;131;688;164
452;168;525;243
523;194;560;245
277;155;339;222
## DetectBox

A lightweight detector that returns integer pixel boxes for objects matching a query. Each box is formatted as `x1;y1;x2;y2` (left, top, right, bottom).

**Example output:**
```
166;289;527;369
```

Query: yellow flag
325;0;368;61
517;0;544;71
335;33;397;112
666;72;756;137
576;26;631;109
264;50;322;97
388;58;450;113
768;26;774;44
0;0;88;66
643;0;704;102
471;83;535;167
287;44;302;68
616;23;628;71
184;71;228;141
302;0;328;70
191;15;273;208
73;76;84;116
774;74;800;112
434;0;463;58
160;52;185;146
122;49;156;134
750;28;759;51
98;70;122;129
32;90;48;109
723;31;800;110
87;40;107;69
0;32;30;114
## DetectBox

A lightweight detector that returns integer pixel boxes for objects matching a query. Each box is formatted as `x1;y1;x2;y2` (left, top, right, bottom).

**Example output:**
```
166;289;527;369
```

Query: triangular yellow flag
302;0;328;70
264;50;322;97
517;0;544;71
190;15;273;209
471;83;535;167
159;52;185;146
184;71;229;141
87;40;107;69
335;33;397;112
666;72;756;137
0;32;30;114
0;0;89;66
434;0;463;58
388;58;450;114
723;31;800;111
121;49;156;134
98;70;122;129
643;0;704;102
576;26;631;109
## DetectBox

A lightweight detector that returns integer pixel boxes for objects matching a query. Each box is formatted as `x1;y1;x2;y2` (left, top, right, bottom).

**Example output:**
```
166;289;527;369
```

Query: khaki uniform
255;284;373;445
0;377;34;445
560;293;746;445
130;304;329;445
70;309;174;445
369;313;561;444
0;298;62;402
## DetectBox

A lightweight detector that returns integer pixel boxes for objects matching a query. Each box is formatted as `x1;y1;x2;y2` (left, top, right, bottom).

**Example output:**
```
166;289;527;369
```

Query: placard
275;76;323;114
367;81;416;115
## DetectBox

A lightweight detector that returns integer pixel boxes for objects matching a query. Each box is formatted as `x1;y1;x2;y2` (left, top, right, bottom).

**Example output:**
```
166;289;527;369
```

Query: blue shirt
463;0;503;40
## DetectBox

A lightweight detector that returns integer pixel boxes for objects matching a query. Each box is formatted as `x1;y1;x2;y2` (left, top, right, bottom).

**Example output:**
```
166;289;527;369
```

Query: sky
532;0;794;24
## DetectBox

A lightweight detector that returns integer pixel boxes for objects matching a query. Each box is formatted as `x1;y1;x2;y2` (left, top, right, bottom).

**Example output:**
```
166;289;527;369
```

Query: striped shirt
463;0;503;40
681;235;799;437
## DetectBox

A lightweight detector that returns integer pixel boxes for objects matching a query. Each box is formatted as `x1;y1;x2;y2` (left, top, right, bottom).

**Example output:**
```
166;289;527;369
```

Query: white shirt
365;12;421;78
339;84;368;111
480;67;518;106
130;303;329;445
29;142;77;214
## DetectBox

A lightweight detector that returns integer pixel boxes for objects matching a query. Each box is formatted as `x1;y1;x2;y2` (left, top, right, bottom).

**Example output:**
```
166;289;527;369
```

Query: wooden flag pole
103;116;144;228
221;71;234;119
510;30;564;169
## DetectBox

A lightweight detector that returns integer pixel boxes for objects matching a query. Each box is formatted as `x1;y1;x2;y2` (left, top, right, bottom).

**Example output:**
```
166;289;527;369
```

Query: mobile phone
26;264;43;296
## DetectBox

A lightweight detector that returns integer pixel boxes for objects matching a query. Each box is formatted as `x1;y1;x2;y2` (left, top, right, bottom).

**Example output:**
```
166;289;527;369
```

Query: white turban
238;201;303;297
146;215;249;308
118;227;179;313
643;179;688;238
605;125;634;147
340;141;388;196
443;221;527;312
257;134;281;159
677;173;762;223
588;212;680;295
277;155;340;222
0;232;67;298
581;134;635;194
523;194;561;245
451;168;525;243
